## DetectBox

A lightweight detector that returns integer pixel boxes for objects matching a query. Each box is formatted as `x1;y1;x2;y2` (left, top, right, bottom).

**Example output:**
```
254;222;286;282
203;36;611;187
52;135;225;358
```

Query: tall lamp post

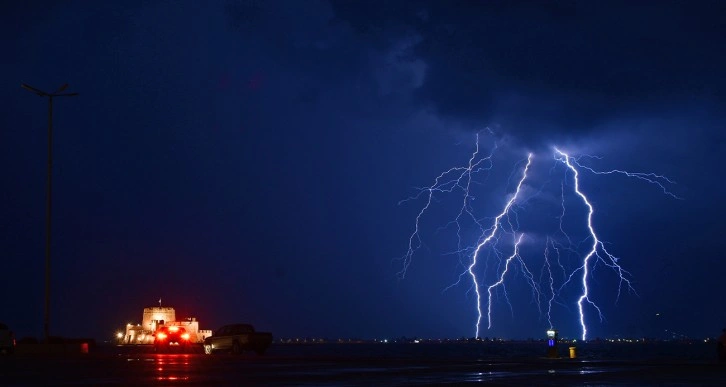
21;83;78;342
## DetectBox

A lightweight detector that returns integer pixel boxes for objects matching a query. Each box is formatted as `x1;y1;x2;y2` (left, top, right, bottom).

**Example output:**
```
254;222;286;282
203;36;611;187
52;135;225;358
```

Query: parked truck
203;323;273;355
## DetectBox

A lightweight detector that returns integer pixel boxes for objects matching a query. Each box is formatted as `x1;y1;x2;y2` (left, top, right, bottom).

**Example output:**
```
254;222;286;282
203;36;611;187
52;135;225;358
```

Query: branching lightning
467;154;532;337
399;133;677;340
571;157;681;199
398;132;498;279
486;233;525;332
554;148;636;340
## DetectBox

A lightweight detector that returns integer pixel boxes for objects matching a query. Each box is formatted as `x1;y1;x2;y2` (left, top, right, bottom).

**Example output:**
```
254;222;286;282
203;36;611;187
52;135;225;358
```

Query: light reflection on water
152;353;192;383
156;376;190;381
578;367;603;375
463;371;515;382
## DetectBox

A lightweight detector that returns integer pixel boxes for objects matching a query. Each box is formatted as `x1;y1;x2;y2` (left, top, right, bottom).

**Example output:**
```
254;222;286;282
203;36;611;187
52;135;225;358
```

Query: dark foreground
2;342;726;386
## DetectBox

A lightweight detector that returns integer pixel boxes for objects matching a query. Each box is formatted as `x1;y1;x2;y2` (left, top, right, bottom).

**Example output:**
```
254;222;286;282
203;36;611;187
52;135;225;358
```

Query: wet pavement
2;343;726;386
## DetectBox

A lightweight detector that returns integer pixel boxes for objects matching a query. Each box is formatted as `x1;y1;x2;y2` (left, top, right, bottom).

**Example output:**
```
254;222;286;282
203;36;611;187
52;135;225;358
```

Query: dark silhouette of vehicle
0;322;15;355
203;324;272;355
153;326;191;352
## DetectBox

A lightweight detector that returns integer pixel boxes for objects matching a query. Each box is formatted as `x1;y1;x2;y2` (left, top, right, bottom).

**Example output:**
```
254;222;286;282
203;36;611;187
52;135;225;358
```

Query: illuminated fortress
121;305;212;344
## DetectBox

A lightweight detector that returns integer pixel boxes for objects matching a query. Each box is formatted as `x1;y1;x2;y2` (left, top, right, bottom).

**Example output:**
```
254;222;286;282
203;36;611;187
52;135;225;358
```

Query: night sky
1;1;724;342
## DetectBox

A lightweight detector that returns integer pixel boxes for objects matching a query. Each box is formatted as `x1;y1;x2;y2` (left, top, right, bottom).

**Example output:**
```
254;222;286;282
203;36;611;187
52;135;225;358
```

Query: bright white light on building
116;332;123;339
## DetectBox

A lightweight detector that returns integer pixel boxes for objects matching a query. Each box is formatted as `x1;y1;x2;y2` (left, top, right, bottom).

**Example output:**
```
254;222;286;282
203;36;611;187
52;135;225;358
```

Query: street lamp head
21;83;48;97
54;84;69;93
22;83;78;97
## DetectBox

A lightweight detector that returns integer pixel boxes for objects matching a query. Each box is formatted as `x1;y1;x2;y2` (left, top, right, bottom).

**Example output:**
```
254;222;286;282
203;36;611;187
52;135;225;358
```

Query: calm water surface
2;342;725;386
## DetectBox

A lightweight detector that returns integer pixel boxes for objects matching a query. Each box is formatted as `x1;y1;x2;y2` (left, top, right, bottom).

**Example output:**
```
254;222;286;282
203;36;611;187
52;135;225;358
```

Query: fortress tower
142;306;175;332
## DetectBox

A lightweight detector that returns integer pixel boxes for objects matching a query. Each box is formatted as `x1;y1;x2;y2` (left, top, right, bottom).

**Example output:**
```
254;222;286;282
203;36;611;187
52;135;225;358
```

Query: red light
181;333;190;340
156;333;167;340
169;326;179;332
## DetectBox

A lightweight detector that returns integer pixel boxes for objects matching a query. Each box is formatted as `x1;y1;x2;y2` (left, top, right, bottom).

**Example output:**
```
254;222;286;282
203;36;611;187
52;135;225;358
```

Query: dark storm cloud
331;0;726;146
224;1;365;83
220;0;431;129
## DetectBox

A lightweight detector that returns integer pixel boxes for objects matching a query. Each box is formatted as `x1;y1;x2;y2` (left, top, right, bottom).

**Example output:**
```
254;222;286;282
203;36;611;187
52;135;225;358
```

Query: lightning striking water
541;238;556;330
467;154;532;337
554;148;635;340
486;233;525;332
399;133;676;340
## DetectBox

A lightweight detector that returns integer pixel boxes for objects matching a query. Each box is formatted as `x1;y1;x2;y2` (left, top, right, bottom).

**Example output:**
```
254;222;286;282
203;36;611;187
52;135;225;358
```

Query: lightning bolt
554;148;635;340
541;238;556;330
486;233;525;331
571;156;681;199
399;134;677;341
468;153;532;337
398;132;497;279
